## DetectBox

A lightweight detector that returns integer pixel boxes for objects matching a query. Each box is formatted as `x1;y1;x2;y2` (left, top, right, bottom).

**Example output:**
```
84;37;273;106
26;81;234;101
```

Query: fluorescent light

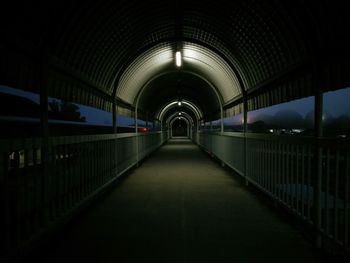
178;101;182;106
176;51;181;67
179;112;182;116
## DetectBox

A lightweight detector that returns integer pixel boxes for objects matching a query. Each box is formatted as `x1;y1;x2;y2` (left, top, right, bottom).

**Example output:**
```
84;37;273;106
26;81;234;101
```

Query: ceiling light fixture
176;51;182;67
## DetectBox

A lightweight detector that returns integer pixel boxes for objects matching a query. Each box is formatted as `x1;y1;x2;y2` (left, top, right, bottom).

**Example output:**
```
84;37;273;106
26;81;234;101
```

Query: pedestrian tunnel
1;1;350;261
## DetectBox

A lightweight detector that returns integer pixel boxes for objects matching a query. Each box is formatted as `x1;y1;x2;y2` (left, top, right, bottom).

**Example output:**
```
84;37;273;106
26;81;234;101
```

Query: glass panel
48;97;112;136
247;96;314;135
223;113;243;132
323;87;350;138
211;119;221;131
0;85;40;137
116;115;135;133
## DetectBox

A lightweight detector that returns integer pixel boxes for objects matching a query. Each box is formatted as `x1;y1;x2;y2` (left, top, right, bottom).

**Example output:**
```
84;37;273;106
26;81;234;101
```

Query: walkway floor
35;138;336;263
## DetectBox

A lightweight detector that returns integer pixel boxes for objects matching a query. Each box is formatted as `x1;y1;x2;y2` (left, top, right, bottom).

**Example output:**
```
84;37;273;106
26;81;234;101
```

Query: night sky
1;85;349;126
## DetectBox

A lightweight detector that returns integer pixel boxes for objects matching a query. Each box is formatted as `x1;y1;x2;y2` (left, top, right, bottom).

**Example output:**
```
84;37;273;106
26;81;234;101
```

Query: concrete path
36;138;335;263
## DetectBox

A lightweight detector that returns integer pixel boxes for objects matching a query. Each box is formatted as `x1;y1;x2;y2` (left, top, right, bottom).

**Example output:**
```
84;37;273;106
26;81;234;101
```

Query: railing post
243;96;249;186
314;88;323;248
112;101;118;178
40;57;50;226
112;101;117;134
135;109;139;166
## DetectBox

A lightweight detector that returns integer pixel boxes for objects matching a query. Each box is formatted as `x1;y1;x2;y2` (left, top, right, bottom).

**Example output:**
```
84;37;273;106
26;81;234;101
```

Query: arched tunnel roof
1;0;350;118
117;41;242;107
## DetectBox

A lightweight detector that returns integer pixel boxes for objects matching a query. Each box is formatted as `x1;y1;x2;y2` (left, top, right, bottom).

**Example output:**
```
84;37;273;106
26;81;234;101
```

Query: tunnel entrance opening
171;118;188;137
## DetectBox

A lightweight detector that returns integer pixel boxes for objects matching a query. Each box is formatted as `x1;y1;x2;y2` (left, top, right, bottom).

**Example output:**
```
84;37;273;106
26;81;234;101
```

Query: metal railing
0;131;168;261
197;131;350;252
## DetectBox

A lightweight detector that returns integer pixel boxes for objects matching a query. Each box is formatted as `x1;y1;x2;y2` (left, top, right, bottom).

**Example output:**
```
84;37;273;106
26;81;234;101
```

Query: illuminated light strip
116;41;243;106
158;100;202;120
170;116;189;129
176;51;182;67
166;111;194;126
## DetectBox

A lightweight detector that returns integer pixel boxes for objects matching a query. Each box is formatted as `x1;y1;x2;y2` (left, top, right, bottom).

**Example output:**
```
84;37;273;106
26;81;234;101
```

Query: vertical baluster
344;150;349;247
56;145;61;216
285;143;289;205
251;141;255;183
56;145;66;218
104;140;108;182
283;143;287;204
32;148;39;233
108;140;111;180
28;148;35;237
94;141;98;190
71;144;76;205
290;144;295;210
38;145;45;227
47;146;53;219
272;141;276;195
52;145;57;216
23;148;29;240
269;141;273;194
97;141;100;187
307;146;312;221
84;143;88;196
13;151;21;247
101;141;105;184
325;148;330;236
263;141;266;188
259;141;263;187
92;142;101;190
263;140;267;189
254;141;257;183
272;141;276;196
69;144;73;208
67;144;72;210
85;143;89;196
72;144;75;205
62;145;67;213
77;143;81;204
296;145;300;214
278;142;282;201
266;141;269;191
259;141;263;186
86;142;90;196
79;142;83;200
301;146;305;218
1;152;9;253
289;144;293;209
67;145;72;208
334;150;339;241
78;143;83;202
91;142;94;191
69;144;74;208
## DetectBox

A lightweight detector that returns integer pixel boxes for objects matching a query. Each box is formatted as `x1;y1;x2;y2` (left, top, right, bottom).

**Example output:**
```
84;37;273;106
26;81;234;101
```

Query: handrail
196;131;350;252
0;131;169;262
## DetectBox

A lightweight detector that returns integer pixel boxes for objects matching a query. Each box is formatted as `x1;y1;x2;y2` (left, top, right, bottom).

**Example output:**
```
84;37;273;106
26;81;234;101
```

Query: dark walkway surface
36;138;334;263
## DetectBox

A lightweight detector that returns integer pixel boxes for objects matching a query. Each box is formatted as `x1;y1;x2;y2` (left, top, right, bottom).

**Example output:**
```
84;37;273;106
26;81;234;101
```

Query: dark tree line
49;100;86;122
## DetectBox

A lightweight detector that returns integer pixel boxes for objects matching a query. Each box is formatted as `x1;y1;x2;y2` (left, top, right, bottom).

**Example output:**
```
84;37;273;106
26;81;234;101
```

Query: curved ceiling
158;99;202;121
166;112;194;126
116;41;242;107
1;0;349;118
137;72;218;119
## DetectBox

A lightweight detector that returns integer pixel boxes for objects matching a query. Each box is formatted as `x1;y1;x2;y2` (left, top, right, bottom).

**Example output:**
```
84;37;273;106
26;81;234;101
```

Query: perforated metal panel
116;41;242;105
1;0;349;116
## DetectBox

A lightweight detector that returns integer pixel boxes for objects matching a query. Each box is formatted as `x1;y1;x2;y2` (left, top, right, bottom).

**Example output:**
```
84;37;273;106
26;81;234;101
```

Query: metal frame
0;131;168;262
169;116;190;138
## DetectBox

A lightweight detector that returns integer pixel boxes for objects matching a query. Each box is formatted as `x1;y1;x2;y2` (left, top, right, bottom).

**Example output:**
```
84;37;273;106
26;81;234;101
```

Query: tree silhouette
49;99;86;122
